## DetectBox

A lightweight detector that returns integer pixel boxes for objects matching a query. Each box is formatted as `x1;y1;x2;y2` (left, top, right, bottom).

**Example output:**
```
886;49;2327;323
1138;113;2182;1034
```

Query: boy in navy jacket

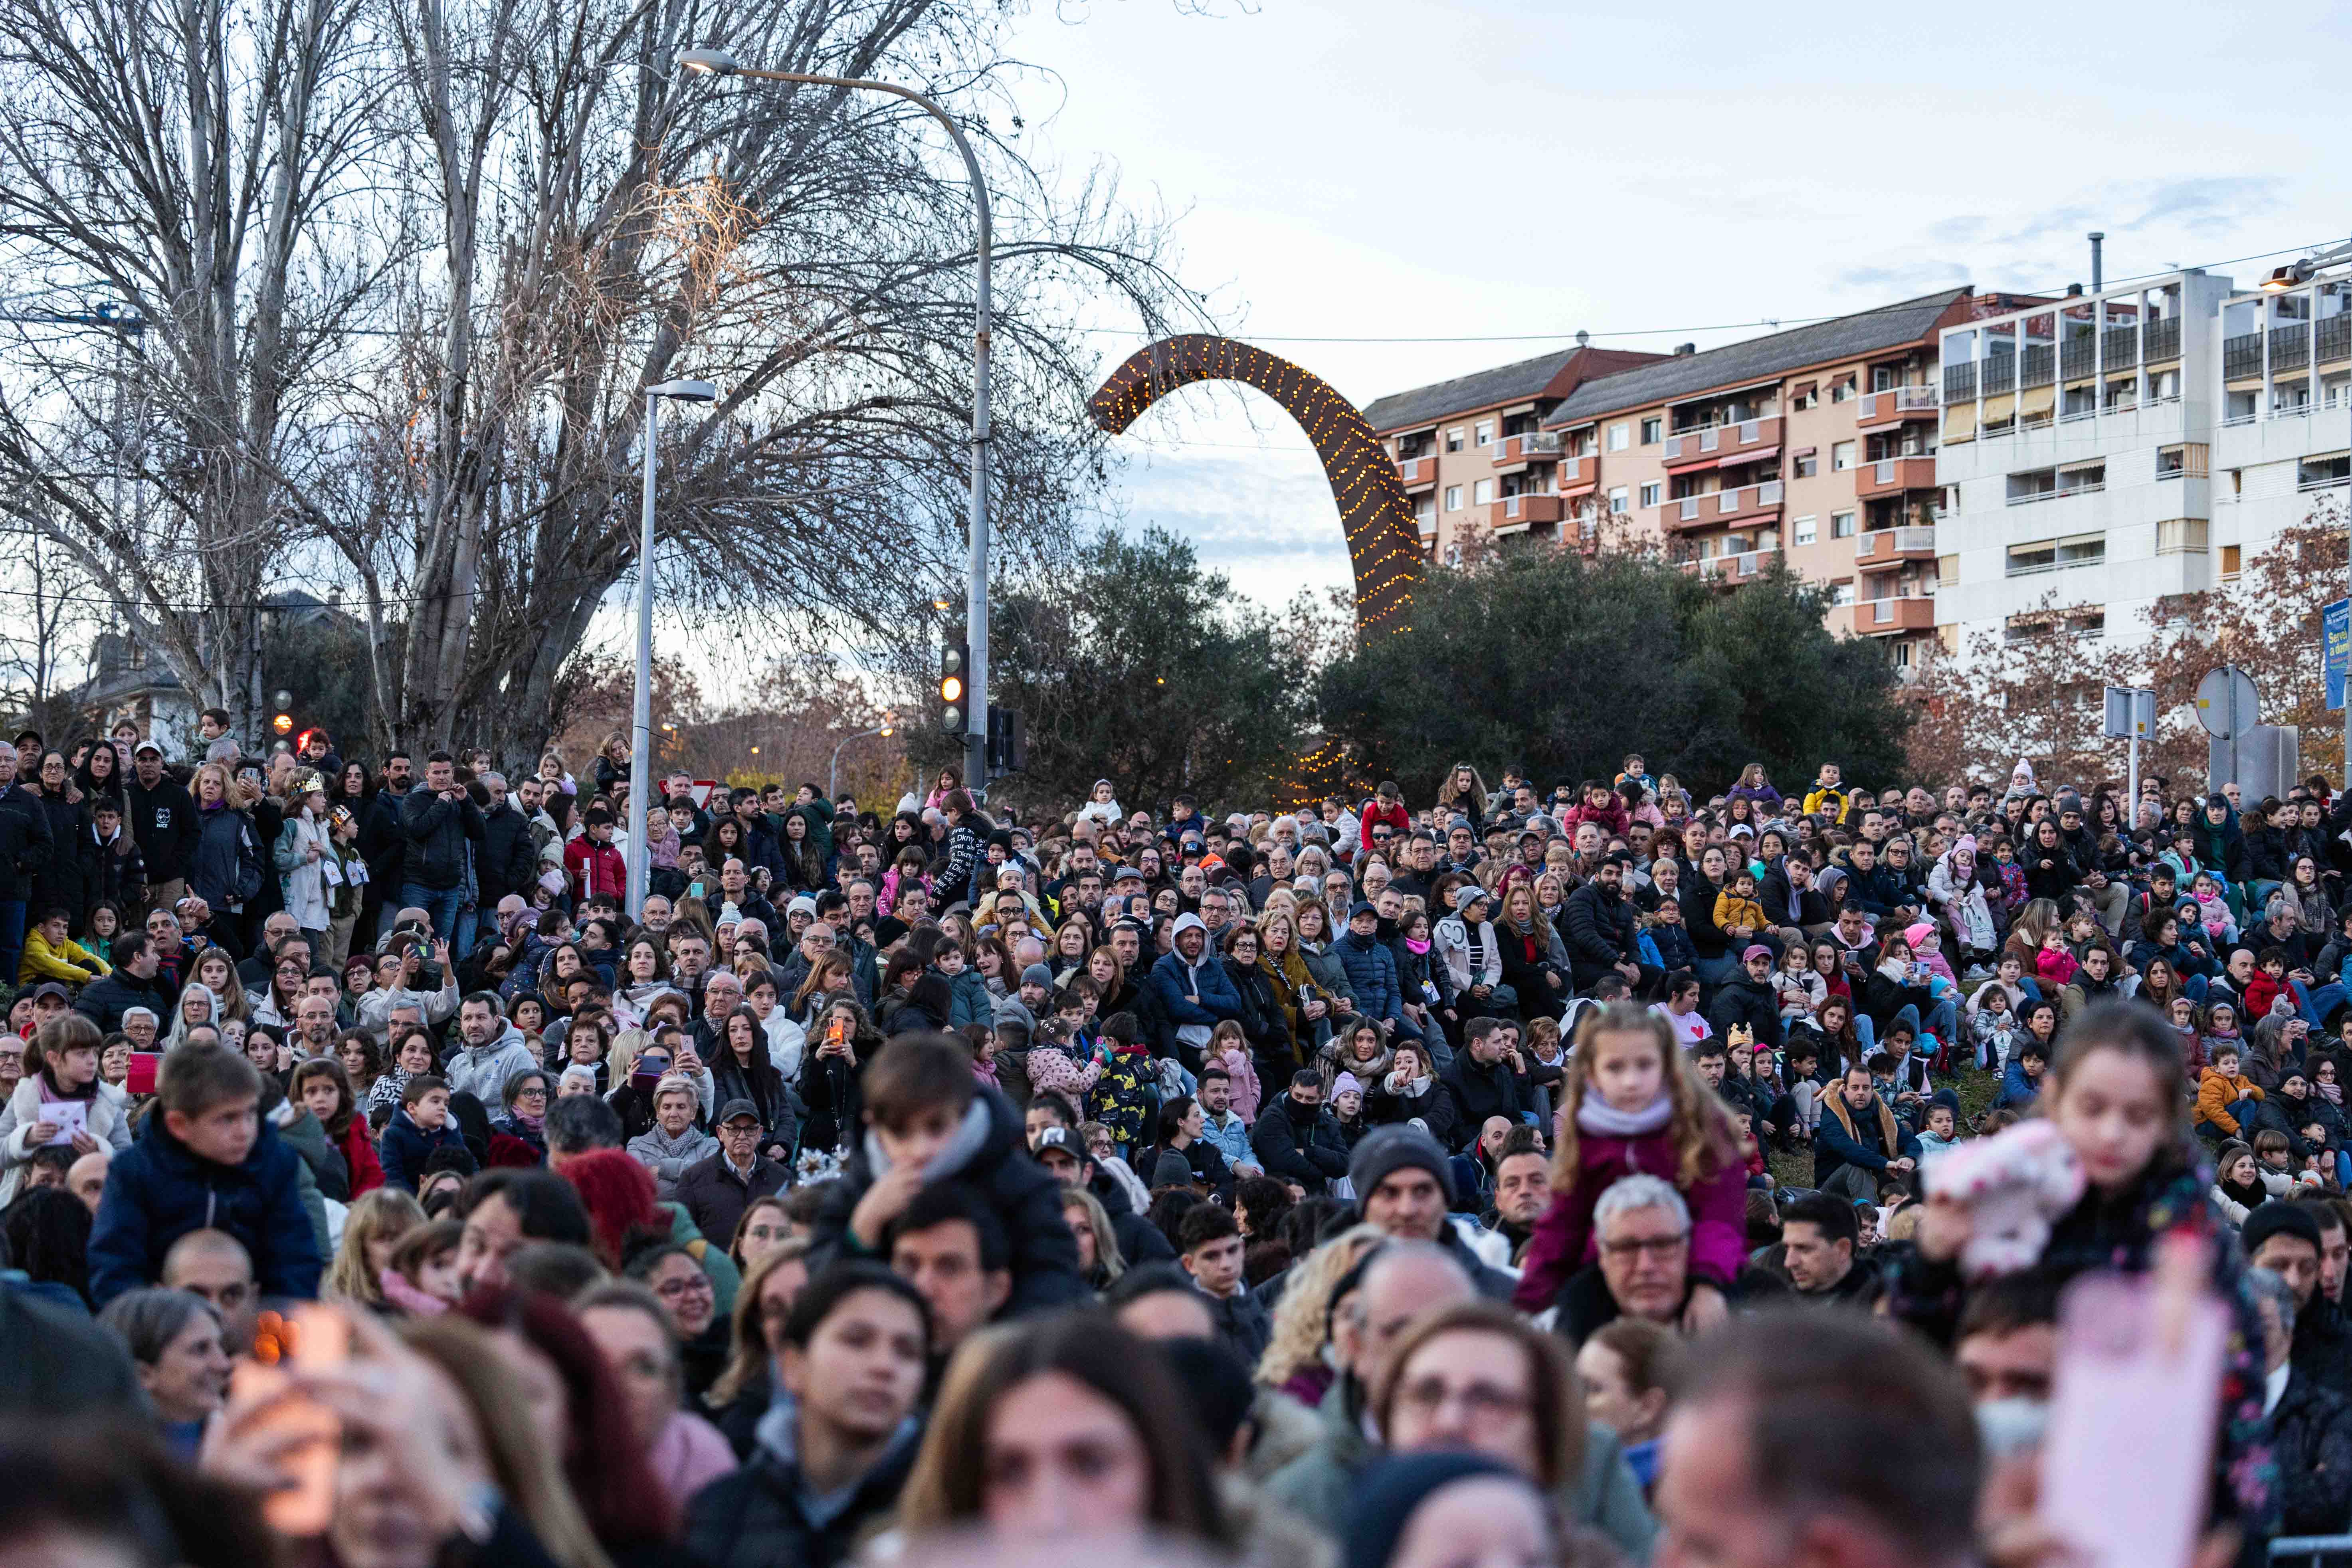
88;1044;321;1304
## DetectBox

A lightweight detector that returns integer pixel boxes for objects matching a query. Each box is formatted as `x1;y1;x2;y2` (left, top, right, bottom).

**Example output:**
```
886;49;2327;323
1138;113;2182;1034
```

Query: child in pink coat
1205;1022;1261;1123
1512;1004;1750;1319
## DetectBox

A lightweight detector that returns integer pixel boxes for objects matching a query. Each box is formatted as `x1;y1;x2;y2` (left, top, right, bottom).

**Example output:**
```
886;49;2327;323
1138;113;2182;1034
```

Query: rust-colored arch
1087;334;1421;634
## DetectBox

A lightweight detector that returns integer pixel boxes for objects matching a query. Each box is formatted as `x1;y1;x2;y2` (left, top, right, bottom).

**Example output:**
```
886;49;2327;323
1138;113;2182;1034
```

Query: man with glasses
673;1099;787;1251
1547;1174;1701;1347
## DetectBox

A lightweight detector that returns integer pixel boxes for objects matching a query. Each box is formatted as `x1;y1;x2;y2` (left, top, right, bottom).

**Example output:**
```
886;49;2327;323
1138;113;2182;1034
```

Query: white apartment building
2210;268;2352;581
1935;270;2235;655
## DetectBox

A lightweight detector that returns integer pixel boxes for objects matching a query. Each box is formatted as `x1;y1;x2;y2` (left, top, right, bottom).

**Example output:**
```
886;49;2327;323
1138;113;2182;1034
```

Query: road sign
689;779;720;808
2193;665;2259;740
2102;686;2154;739
2327;599;2350;711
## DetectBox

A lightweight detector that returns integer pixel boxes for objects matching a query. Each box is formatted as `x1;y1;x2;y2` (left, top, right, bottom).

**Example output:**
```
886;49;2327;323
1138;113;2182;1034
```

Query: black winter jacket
685;1420;921;1568
85;823;146;917
1561;881;1639;985
400;788;485;891
1441;1055;1533;1150
475;801;538;905
125;775;196;885
1249;1093;1352;1193
24;786;85;922
0;783;53;902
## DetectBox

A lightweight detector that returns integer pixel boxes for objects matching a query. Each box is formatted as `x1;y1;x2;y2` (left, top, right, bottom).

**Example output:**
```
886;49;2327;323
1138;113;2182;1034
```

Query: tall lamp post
679;48;992;791
829;720;896;801
2262;238;2352;786
628;377;719;919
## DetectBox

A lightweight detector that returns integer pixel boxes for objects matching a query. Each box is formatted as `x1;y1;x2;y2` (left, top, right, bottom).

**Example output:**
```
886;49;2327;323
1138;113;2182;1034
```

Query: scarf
508;1108;545;1134
1405;936;1431;955
1578;1090;1673;1138
2321;1081;2343;1105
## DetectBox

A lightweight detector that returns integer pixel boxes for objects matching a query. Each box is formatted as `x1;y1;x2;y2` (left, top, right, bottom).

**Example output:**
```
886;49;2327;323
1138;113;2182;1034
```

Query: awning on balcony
1791;381;1817;399
2021;384;2056;419
1718;446;1779;469
1944;402;1976;441
1982;392;2016;424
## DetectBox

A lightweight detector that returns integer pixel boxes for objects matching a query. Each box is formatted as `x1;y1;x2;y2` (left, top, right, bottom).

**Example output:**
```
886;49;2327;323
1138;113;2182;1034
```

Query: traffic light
986;708;1025;774
939;630;968;735
271;689;293;737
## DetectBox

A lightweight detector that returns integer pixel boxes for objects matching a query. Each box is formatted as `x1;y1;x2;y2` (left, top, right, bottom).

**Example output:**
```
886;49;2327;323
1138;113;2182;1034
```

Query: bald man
162;1228;259;1355
65;1148;109;1216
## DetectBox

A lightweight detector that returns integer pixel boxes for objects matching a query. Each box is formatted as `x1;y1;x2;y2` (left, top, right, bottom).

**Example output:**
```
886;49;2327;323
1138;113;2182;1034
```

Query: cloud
2125;175;2285;234
1091;446;1360;602
1832;259;1973;293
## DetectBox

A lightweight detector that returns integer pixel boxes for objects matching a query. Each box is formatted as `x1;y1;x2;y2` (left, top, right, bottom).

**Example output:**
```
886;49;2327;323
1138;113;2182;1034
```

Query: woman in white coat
0;1014;130;1204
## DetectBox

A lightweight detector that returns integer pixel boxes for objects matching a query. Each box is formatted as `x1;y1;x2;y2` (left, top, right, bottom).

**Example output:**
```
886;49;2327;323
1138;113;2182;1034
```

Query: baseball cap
1112;865;1145;885
1032;1126;1086;1163
28;982;70;1005
1742;944;1774;964
133;741;162;757
716;1099;762;1126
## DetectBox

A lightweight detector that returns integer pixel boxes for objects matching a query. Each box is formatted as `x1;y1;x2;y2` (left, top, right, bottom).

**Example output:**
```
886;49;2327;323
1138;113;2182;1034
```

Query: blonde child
1511;1002;1746;1324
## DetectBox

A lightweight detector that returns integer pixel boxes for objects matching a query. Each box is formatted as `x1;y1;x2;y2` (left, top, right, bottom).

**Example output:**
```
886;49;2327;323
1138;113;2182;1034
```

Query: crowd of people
2;725;2346;1568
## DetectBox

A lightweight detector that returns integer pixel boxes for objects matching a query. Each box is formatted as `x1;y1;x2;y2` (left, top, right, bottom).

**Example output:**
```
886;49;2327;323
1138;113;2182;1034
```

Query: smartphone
125;1052;161;1095
228;1302;350;1536
2038;1272;2225;1568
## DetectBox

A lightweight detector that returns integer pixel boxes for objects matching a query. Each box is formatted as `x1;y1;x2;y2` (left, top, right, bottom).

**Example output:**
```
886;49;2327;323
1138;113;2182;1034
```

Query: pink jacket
1024;1040;1102;1102
1208;1045;1261;1123
1509;1125;1748;1314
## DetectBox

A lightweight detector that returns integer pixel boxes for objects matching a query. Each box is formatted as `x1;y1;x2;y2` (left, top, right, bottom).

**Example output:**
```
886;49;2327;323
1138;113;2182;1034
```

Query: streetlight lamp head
2264;261;2316;293
679;49;739;76
647;378;719;403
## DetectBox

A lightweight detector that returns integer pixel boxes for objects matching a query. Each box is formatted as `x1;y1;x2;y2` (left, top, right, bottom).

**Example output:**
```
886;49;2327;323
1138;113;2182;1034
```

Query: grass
1765;1058;2002;1191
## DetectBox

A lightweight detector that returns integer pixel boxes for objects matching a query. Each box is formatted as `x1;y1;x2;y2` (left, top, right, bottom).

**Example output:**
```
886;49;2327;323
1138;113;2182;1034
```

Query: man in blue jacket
88;1043;321;1305
1811;1061;1919;1204
1149;911;1243;1065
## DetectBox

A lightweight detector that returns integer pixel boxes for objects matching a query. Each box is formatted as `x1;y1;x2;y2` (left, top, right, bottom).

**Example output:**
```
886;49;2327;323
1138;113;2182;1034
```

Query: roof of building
1544;288;1976;426
1361;348;1578;434
1361;344;1671;434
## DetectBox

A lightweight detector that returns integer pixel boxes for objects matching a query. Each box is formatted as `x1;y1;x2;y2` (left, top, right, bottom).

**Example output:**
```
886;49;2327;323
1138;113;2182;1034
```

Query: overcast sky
1000;0;2352;606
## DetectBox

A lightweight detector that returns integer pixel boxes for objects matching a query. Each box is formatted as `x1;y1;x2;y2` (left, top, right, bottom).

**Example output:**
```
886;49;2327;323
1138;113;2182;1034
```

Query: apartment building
1932;270;2237;657
1362;340;1667;560
2210;268;2352;585
1363;289;2030;675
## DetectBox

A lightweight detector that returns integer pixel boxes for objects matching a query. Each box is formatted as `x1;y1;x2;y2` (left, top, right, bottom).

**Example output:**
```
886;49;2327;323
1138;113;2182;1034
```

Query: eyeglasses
1599;1231;1689;1260
654;1272;713;1299
512;1087;548;1103
1393;1376;1532;1422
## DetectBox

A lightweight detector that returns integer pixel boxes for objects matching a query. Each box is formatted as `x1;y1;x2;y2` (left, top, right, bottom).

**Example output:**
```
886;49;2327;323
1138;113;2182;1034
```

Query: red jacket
566;835;626;901
338;1115;385;1198
1358;799;1411;856
2243;971;2289;1022
1564;798;1630;837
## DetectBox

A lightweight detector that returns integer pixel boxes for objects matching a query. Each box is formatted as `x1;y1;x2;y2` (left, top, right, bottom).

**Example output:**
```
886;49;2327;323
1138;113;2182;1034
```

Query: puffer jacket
88;1110;321;1305
1561;879;1639;985
190;801;262;911
399;787;485;891
1333;929;1402;1023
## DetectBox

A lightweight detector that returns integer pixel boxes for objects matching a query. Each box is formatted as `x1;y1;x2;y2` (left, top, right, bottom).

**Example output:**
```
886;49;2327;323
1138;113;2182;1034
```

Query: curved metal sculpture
1087;334;1421;634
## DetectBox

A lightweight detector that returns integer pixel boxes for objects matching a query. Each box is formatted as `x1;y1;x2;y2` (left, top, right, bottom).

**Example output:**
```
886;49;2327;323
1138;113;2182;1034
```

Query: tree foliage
919;527;1311;814
1906;500;2345;793
1315;547;1912;798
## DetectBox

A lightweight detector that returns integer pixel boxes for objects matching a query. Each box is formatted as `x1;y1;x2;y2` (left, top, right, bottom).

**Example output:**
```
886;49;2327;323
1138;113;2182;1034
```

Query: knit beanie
1347;1125;1455;1210
1344;1453;1521;1568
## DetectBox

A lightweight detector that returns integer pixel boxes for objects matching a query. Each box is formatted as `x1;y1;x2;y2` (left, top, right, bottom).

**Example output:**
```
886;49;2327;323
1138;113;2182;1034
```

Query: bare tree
0;515;104;736
0;0;392;737
313;0;1200;763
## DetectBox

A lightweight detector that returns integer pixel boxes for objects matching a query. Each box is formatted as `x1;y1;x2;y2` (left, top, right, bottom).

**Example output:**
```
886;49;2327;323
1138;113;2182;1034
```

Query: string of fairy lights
1087;333;1421;637
1087;333;1421;804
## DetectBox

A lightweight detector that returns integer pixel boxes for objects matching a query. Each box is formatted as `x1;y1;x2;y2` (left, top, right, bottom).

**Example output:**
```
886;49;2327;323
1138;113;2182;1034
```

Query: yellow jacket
1714;891;1768;936
18;930;109;986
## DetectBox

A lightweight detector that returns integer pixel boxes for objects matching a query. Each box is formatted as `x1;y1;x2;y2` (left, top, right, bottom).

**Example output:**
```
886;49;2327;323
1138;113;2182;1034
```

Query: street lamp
830;720;895;800
628;376;719;919
2264;239;2352;783
681;48;993;790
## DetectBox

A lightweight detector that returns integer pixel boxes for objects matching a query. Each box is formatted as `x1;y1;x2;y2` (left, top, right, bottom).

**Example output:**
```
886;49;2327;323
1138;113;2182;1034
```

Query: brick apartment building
1363;288;2037;676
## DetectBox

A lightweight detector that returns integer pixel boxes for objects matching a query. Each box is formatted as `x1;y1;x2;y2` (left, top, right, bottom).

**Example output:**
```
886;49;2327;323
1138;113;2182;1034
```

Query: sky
996;0;2352;607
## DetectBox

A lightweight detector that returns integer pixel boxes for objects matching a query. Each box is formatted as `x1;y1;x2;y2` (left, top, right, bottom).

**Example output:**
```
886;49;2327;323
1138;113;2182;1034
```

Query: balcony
1856;386;1938;425
1667;478;1784;530
1560;453;1599;495
1686;546;1781;584
1493;493;1564;531
1855;454;1938;499
1395;455;1437;491
1851;595;1935;636
1662;415;1780;469
1853;526;1938;569
1491;431;1562;472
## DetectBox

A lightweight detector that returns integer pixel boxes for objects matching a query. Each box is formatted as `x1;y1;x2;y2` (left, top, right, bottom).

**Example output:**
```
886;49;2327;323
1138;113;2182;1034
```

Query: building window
2006;533;2105;576
1607;423;1630;452
1640;416;1663;445
1831;511;1856;539
1445;428;1464;453
1794;449;1819;479
1828;579;1855;607
1609;486;1630;515
2156;445;2185;479
1473;479;1493;506
1639;481;1662;509
2222;544;2242;580
1444;485;1463;512
1793;515;1817;547
1891;639;1913;667
1831;375;1857;403
1475;420;1493;447
1794;384;1819;410
1831;441;1855;472
1415;497;1435;523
